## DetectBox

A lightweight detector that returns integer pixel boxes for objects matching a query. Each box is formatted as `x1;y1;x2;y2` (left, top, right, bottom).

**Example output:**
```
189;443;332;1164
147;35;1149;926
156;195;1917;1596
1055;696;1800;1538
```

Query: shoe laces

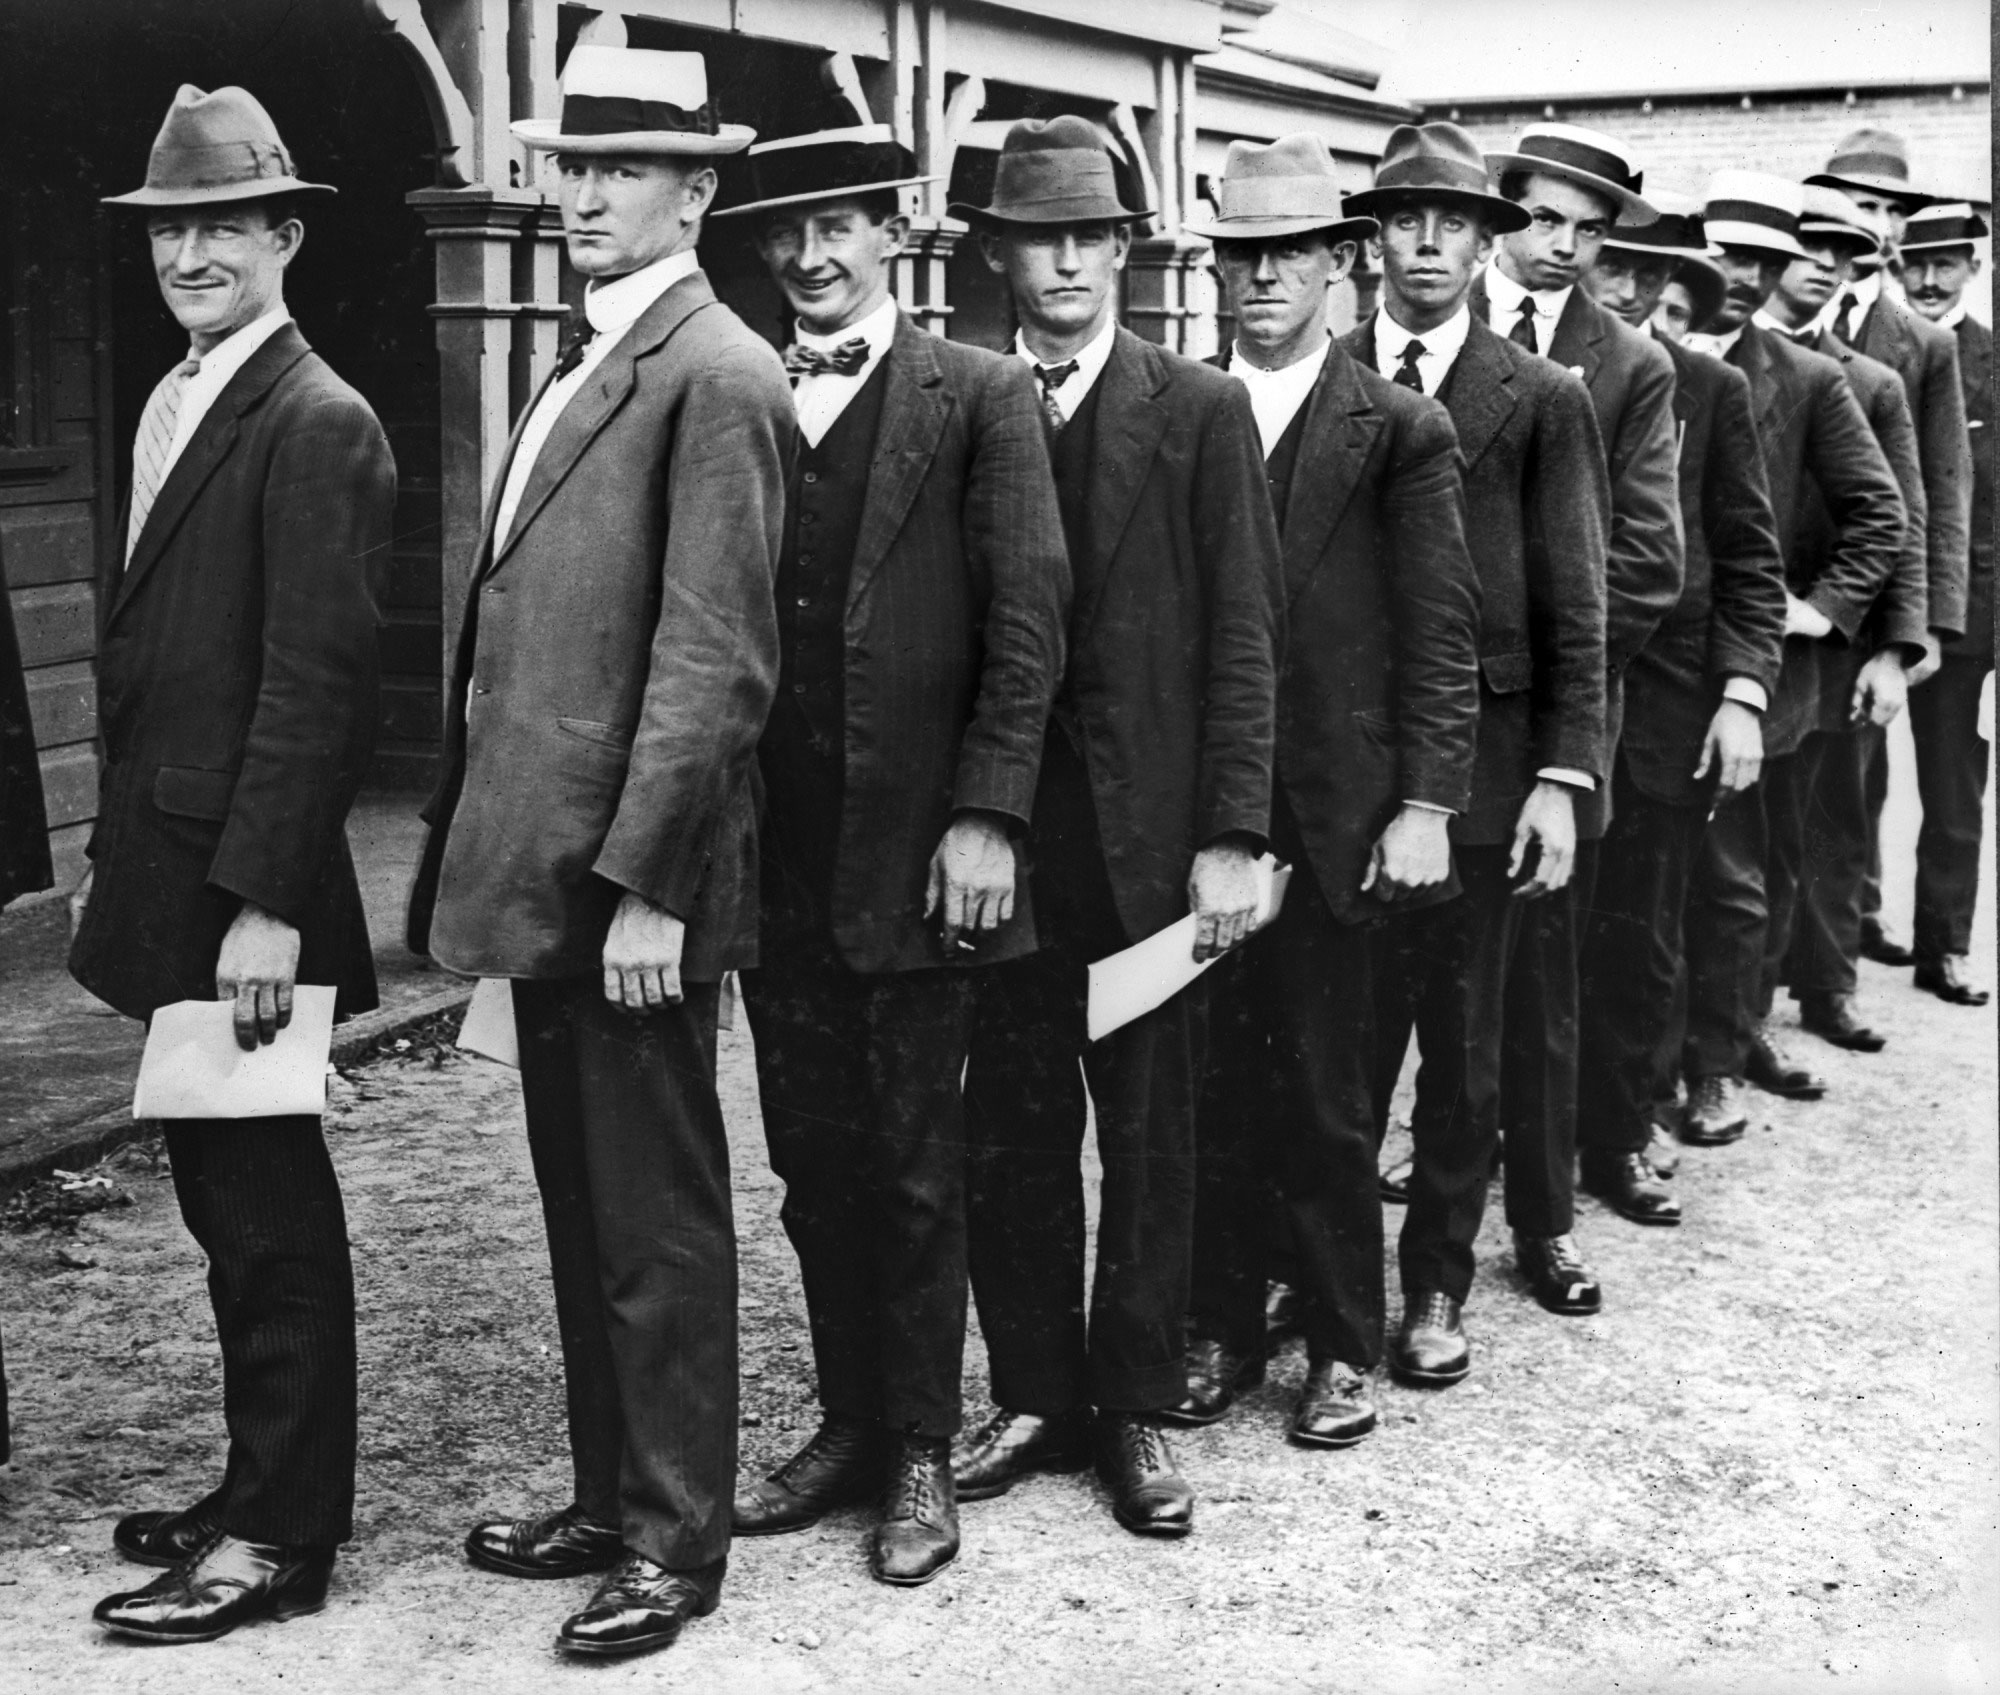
1115;1417;1173;1476
889;1439;945;1519
1535;1233;1588;1278
773;1420;861;1490
1408;1291;1457;1331
1692;1074;1731;1113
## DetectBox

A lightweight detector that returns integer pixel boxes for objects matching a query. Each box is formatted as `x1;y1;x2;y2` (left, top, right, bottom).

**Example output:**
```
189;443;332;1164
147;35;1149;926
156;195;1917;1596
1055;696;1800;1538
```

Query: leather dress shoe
1681;1075;1749;1146
1746;1024;1826;1099
1092;1412;1193;1537
1645;1125;1682;1179
94;1534;332;1644
1378;1155;1412;1204
1290;1359;1376;1447
1514;1232;1603;1315
1581;1150;1682;1226
556;1553;723;1657
1158;1338;1264;1427
873;1435;958;1586
1798;991;1886;1052
1264;1278;1304;1344
1391;1291;1469;1386
952;1408;1091;1501
113;1497;224;1568
1915;954;1990;1006
1859;921;1915;967
465;1502;624;1579
732;1414;887;1536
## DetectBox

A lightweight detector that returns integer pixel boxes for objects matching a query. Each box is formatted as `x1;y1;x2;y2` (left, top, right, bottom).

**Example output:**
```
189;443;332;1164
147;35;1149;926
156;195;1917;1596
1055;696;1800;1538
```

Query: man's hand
1850;649;1910;727
215;902;302;1051
602;890;686;1012
1509;780;1577;899
1783;591;1835;640
1693;699;1764;795
926;811;1017;953
1362;805;1452;901
1907;633;1944;688
68;865;93;939
1188;836;1261;962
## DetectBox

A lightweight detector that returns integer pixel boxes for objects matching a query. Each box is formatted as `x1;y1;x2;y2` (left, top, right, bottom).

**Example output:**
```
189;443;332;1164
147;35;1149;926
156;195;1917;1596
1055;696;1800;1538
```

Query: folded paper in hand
132;985;338;1120
1085;857;1291;1043
456;977;520;1067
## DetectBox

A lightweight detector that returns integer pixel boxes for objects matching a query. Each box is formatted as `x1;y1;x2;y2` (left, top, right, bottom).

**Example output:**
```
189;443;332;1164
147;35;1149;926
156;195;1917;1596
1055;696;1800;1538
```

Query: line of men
71;45;1987;1664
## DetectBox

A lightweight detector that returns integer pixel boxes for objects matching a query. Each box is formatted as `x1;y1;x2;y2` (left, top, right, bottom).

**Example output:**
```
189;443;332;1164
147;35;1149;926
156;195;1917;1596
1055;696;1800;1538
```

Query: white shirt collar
1811;267;1881;340
789;295;902;449
187;305;292;393
1484;257;1573;348
1228;335;1332;457
1013;313;1120;420
795;292;902;360
1378;301;1474;394
1753;307;1806;339
1940;300;1970;330
583;248;701;337
1690;322;1747;359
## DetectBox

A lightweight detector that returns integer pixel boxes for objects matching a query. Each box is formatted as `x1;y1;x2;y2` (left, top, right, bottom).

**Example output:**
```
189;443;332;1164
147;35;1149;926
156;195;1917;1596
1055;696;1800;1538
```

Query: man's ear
1328;240;1358;286
881;213;912;260
1111;223;1133;271
271;217;305;270
979;228;1007;276
684;166;720;220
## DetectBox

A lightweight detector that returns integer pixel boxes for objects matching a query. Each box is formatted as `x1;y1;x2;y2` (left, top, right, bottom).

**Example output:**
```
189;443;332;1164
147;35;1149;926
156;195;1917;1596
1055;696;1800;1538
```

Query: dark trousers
1577;760;1701;1156
163;1116;356;1548
512;977;735;1569
1786;726;1880;998
1912;651;1995;960
1756;751;1811;1016
741;940;975;1438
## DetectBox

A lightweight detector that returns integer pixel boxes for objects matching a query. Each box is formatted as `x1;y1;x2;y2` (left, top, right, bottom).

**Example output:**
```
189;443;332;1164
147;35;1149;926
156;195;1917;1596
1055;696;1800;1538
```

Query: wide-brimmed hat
1797;184;1884;262
1342;122;1530;233
1668;254;1727;334
1184;134;1376;244
1602;187;1707;261
710;124;937;220
511;47;753;156
103;85;334;209
1804;128;1935;208
1900;201;1991;254
1701;170;1808;261
1487;121;1657;224
949;116;1149;226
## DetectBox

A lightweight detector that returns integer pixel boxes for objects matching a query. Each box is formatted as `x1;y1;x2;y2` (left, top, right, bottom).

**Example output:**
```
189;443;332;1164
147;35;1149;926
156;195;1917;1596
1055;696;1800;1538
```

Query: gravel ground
1;961;1995;1695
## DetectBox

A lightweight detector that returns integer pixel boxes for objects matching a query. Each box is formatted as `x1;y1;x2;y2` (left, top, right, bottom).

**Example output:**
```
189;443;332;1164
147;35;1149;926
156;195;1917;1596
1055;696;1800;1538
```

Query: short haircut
243;193;304;231
1498;169;1616;222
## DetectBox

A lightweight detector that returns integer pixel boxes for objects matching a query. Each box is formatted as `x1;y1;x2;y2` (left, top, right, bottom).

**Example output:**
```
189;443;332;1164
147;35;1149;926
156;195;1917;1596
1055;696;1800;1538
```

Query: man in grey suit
407;47;792;1660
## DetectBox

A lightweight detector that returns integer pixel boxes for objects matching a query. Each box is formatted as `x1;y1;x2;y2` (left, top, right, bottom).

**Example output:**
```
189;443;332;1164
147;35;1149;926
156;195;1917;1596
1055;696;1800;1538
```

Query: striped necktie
1035;360;1079;436
127;357;202;563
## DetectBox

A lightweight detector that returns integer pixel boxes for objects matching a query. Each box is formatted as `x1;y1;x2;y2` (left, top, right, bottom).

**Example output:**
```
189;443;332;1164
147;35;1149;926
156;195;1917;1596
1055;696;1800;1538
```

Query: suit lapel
847;316;948;611
1075;328;1171;640
1281;345;1380;603
1549;289;1603;384
1443;319;1519;472
474;368;559;580
110;324;312;628
1736;323;1782;438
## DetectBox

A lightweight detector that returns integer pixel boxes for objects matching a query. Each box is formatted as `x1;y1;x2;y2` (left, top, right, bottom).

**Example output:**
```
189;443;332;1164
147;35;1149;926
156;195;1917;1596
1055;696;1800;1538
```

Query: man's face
1905;248;1980;321
1373;197;1493;321
1842;186;1911;247
1652;279;1697;344
1709;246;1787;331
557;153;713;278
983;221;1131;341
1213;232;1353;352
1502;171;1615;290
1583;248;1671;327
1776;238;1852;320
756;199;907;335
147;204;299;344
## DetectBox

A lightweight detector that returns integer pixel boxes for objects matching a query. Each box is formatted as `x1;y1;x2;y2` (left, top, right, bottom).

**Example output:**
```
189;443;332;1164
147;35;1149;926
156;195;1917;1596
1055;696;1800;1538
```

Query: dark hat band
560;93;716;138
1825;149;1910;184
1705;198;1798;237
749;138;918;208
148;139;296;192
1903;212;1989;248
1513;132;1641;194
1607;211;1705;251
1372;154;1494;197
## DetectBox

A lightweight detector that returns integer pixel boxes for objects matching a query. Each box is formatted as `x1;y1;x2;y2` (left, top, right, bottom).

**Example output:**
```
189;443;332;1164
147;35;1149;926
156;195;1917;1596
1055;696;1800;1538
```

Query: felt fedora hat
103;84;334;209
1184;133;1376;244
1805;128;1935;208
709;124;938;220
1487;121;1656;223
1602;186;1708;260
949;116;1149;225
1701;170;1809;261
511;47;753;156
1343;122;1530;232
1797;184;1884;261
1899;201;1990;254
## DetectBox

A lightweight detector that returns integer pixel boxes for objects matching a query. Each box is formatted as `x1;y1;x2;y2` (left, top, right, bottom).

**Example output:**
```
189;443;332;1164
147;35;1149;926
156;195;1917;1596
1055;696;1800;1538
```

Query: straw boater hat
1797;184;1885;262
1342;122;1530;233
1183;133;1376;245
1900;202;1991;254
1600;188;1723;329
949;116;1151;226
1486;121;1657;224
1699;170;1809;261
103;85;334;208
1804;129;1936;208
511;46;753;155
710;123;937;220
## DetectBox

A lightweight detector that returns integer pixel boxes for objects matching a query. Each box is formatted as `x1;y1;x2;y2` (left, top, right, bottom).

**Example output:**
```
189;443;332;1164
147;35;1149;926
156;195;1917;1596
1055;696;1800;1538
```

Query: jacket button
796;596;811;607
803;472;819;485
792;683;806;694
475;685;490;696
799;553;814;566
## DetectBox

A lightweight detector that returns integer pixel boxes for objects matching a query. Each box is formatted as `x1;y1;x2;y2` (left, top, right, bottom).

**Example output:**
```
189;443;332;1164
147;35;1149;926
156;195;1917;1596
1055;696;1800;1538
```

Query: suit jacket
1947;314;1994;659
1727;322;1904;758
1;545;54;907
1855;289;1973;639
787;315;1070;974
70;324;392;1021
1346;313;1609;848
1221;339;1480;923
409;271;794;983
1621;334;1786;807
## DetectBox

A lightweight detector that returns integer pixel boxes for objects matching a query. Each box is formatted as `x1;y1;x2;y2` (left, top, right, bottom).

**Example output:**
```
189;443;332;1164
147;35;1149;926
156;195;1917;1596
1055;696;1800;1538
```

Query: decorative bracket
363;0;477;187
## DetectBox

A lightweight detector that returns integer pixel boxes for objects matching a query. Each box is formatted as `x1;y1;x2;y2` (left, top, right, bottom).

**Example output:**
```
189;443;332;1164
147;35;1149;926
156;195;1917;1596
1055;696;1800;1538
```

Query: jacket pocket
1479;650;1534;695
556;717;636;751
152;765;235;821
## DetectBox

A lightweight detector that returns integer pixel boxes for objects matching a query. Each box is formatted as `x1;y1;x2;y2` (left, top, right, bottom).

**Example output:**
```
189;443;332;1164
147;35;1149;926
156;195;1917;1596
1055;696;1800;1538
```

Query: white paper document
1085;857;1292;1043
132;985;338;1121
456;977;520;1067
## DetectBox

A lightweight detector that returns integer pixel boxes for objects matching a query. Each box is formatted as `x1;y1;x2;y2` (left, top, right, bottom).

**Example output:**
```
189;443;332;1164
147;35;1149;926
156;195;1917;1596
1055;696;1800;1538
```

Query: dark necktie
1509;296;1540;353
554;319;598;381
1794;328;1819;348
1035;360;1079;435
1393;338;1427;394
783;338;870;384
1830;292;1858;346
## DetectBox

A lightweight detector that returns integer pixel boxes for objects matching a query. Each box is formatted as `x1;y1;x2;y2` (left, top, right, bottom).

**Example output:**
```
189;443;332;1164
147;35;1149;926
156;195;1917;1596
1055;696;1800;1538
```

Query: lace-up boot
1092;1412;1194;1537
871;1434;958;1586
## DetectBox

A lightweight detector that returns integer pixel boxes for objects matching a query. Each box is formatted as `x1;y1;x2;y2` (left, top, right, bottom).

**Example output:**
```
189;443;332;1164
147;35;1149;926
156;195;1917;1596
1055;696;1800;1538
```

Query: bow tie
784;338;870;380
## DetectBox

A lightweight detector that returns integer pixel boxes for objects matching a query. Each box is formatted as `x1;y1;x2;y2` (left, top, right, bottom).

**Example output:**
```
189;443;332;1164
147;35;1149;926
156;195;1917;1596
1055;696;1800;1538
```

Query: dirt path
2;964;1996;1695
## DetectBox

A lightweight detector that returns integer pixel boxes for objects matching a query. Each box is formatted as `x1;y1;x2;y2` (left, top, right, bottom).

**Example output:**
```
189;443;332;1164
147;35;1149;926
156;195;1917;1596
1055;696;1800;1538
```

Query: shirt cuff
1536;767;1597;792
1403;800;1456;815
1720;677;1769;712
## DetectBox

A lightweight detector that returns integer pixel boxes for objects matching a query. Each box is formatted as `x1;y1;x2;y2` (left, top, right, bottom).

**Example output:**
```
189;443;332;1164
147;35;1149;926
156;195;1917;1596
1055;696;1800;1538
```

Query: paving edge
0;983;475;1195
